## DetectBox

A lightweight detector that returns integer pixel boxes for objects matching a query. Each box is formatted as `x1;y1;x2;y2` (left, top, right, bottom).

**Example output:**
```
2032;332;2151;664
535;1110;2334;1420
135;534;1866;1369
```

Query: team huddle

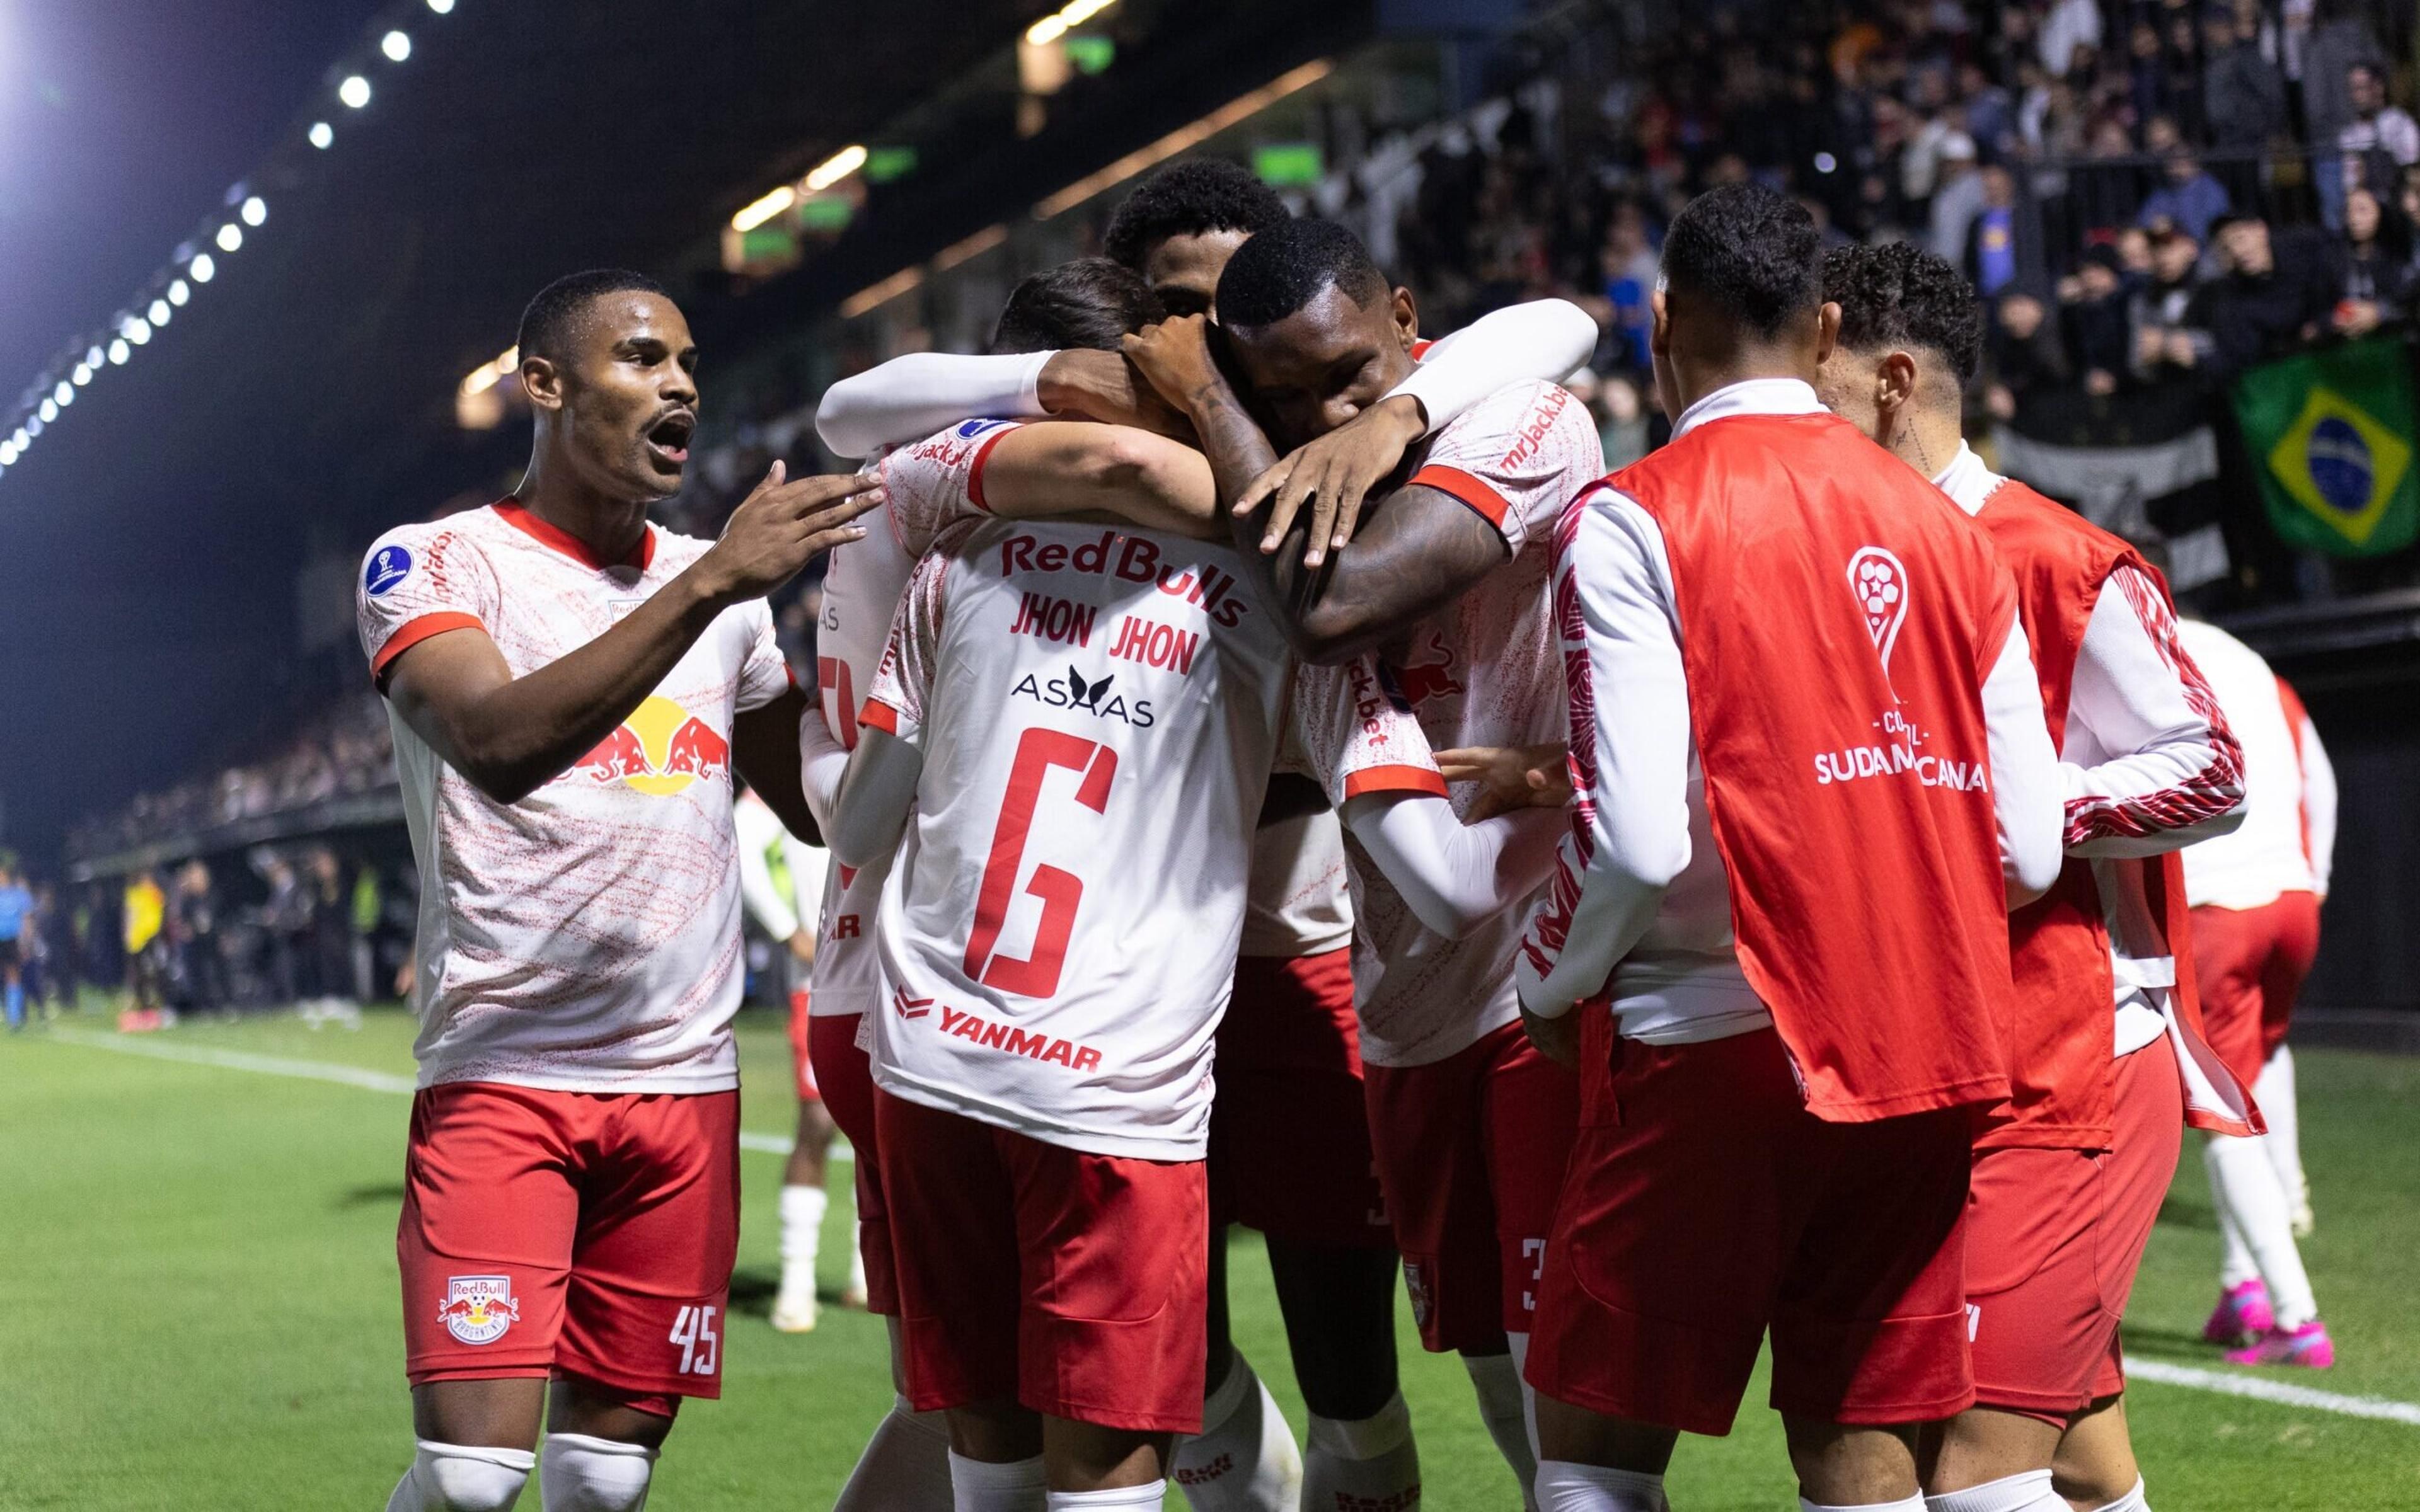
356;164;2339;1512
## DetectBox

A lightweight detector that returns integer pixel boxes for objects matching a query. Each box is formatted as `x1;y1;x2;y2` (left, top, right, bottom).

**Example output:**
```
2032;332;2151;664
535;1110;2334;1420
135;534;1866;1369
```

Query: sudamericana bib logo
570;695;730;794
436;1274;519;1345
1847;546;1910;670
364;544;413;597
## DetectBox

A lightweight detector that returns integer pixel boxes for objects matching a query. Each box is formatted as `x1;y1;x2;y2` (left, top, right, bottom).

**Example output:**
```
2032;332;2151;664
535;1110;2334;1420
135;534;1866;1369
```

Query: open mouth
645;410;696;466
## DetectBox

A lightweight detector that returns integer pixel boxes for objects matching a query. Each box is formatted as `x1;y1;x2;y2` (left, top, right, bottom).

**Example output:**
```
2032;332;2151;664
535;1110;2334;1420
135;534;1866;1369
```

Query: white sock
782;1183;829;1269
848;1217;870;1298
2215;1181;2260;1292
833;1395;954;1511
1172;1351;1303;1511
1507;1331;1540;1463
1925;1469;2067;1511
1802;1496;1925;1512
1465;1351;1538;1508
2087;1479;2150;1512
2256;1046;2305;1205
1305;1390;1421;1512
950;1451;1047;1512
539;1433;655;1512
2204;1137;2319;1326
387;1440;535;1512
1533;1459;1665;1512
1047;1485;1167;1509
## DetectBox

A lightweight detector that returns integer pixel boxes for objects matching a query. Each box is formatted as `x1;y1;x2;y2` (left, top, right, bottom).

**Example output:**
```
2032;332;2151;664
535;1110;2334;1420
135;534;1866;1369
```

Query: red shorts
1967;1033;2184;1421
1363;1019;1581;1353
875;1087;1208;1433
397;1082;739;1416
786;989;822;1103
2191;894;2321;1087
809;1013;896;1315
1524;1029;1974;1436
1209;949;1392;1249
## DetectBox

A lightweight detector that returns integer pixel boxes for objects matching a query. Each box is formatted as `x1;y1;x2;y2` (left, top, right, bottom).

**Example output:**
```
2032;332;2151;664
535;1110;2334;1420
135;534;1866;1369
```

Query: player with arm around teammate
360;270;875;1512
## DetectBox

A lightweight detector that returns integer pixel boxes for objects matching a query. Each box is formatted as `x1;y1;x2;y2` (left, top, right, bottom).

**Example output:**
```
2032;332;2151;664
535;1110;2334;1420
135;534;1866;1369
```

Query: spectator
349;863;383;1004
0;862;30;1031
2133;226;2211;381
1928;132;1985;263
171;859;233;1017
2204;7;2290;151
300;849;360;1028
122;869;166;1017
2327;186;2415;332
259;855;309;1009
2185;215;2346;375
2336;62;2420;207
2139;117;2233;243
1985;289;2073;419
2063;243;2136;393
2303;2;2387;223
2039;0;2105;79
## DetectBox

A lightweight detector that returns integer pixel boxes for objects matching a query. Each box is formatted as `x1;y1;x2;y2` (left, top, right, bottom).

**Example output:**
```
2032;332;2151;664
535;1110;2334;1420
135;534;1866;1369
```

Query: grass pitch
1;1004;2414;1509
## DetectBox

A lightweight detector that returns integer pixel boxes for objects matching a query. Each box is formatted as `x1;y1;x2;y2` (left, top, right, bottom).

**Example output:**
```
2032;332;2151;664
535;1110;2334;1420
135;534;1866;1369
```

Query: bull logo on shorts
437;1274;521;1346
1402;1258;1434;1332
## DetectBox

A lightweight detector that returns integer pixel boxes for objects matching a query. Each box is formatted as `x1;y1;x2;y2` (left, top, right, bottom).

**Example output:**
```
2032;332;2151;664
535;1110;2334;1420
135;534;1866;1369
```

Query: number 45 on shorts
669;1304;720;1376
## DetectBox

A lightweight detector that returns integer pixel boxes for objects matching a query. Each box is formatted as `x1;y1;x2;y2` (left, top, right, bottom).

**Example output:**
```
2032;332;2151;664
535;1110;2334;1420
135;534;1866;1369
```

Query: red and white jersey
1347;379;1606;1067
861;517;1304;1159
355;501;792;1092
2179;621;2336;909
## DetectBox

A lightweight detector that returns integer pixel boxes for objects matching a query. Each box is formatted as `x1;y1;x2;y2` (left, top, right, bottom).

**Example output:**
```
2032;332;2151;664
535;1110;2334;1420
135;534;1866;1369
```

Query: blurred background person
120;869;168;1024
0;860;32;1030
301;848;360;1028
170;859;233;1020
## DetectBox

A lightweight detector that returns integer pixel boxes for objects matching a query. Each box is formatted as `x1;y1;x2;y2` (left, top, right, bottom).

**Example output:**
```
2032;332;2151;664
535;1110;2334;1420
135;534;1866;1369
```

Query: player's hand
786;927;817;966
696;463;882;606
1436;743;1572;820
1038;348;1196;443
1122;316;1224;414
1519;1004;1579;1070
1237;394;1426;565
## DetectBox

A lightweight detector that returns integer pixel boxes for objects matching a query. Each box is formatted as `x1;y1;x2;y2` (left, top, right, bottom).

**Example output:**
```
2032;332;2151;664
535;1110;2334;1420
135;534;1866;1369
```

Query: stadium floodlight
1027;14;1068;45
241;196;268;227
54;382;73;406
730;185;796;233
107;340;130;365
72;363;93;386
340;74;372;108
427;0;455;11
805;144;868;193
38;399;57;423
1;442;16;466
190;253;216;283
84;345;105;368
123;316;152;345
382;30;412;62
10;428;24;449
169;279;190;306
25;416;42;438
1028;0;1117;45
216;223;243;253
309;120;335;149
149;299;172;326
460;345;519;397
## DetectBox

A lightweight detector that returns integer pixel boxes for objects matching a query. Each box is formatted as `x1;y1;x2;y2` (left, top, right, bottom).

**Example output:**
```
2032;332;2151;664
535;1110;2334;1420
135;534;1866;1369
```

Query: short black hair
989;258;1166;354
1823;241;1985;385
1213;218;1389;330
1103;158;1289;271
517;269;668;365
1660;185;1823;341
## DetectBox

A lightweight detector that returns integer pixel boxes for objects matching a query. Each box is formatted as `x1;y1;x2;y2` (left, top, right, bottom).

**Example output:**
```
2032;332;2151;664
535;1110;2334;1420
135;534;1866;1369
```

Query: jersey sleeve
862;547;950;749
356;522;499;687
734;600;795;712
1286;655;1447;806
877;420;1026;553
1406;380;1606;556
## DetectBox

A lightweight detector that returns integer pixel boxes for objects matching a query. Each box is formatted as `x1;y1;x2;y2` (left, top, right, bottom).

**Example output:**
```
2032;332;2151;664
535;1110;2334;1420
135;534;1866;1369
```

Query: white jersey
734;789;829;943
810;420;1351;1021
355;501;792;1092
2178;621;2335;909
1342;379;1606;1067
861;517;1312;1159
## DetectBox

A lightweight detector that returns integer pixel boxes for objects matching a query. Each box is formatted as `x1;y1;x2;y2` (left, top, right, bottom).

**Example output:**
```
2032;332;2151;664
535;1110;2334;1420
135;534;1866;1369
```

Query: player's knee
539;1431;657;1512
403;1441;534;1512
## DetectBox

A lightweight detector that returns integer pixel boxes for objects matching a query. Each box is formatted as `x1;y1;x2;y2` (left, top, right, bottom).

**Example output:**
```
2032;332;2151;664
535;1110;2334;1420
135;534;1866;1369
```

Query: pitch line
40;1024;818;1158
2121;1356;2420;1426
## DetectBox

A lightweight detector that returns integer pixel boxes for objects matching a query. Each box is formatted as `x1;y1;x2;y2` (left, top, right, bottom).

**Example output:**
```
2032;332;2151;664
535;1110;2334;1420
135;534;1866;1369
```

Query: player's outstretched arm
1341;792;1565;939
827;730;923;871
976;422;1221;540
734;685;822;845
815;349;1190;459
384;466;877;805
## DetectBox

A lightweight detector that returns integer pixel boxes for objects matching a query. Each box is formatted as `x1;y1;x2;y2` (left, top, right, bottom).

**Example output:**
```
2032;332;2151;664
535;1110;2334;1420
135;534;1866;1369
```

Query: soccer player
817;161;1596;1512
2178;616;2337;1368
1817;241;2253;1512
1510;185;2066;1512
357;269;877;1512
732;779;850;1332
1125;215;1606;1505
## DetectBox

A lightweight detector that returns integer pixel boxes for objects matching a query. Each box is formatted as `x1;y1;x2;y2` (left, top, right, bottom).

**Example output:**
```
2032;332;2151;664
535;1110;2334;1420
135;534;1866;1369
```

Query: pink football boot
2203;1280;2275;1344
2225;1319;2336;1368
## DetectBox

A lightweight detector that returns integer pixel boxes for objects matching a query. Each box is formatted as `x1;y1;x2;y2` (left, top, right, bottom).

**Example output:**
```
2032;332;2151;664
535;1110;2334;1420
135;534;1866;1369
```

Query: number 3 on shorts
669;1304;720;1376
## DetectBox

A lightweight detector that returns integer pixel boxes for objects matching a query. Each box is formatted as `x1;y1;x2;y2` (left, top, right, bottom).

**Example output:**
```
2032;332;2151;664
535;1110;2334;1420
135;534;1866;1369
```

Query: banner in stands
1990;382;2225;585
2230;333;2419;559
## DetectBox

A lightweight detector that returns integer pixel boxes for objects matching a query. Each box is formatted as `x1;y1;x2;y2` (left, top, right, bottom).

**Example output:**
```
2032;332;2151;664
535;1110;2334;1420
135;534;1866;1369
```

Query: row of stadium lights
0;0;460;479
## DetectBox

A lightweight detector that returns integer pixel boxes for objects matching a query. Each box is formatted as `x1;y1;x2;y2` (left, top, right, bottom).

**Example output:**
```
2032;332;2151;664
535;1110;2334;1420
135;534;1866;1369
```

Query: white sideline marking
42;1025;819;1159
2123;1357;2420;1425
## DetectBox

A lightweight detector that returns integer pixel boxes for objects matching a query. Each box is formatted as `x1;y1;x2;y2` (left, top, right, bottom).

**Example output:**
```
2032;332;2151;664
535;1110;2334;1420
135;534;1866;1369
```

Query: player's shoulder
1427;379;1598;475
645;524;718;574
359;507;501;602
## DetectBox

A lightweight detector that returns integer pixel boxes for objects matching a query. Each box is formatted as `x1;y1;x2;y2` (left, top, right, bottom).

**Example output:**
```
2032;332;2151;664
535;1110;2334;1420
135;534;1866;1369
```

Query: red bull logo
437;1274;521;1346
1386;630;1463;709
570;695;730;795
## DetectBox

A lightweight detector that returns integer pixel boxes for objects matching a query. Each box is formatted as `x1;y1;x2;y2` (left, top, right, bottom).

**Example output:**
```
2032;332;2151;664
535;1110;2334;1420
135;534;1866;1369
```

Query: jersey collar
1670;377;1826;442
492;498;657;573
1929;442;2005;517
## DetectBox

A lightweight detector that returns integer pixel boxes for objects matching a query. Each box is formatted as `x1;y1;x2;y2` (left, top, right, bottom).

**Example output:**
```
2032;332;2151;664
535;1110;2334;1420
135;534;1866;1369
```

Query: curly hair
1822;240;1985;385
1213;217;1388;330
516;269;667;365
1103;158;1289;272
1660;185;1823;340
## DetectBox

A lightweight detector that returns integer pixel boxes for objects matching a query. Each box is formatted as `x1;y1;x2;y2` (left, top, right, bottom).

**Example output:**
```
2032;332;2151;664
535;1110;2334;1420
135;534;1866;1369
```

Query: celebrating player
1818;241;2253;1512
1126;214;1606;1506
2178;615;2339;1368
357;270;876;1512
1511;186;2065;1512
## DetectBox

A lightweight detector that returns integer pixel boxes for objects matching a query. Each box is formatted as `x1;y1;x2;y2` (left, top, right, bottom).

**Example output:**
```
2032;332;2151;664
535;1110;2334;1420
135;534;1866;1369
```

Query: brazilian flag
2231;334;2419;557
